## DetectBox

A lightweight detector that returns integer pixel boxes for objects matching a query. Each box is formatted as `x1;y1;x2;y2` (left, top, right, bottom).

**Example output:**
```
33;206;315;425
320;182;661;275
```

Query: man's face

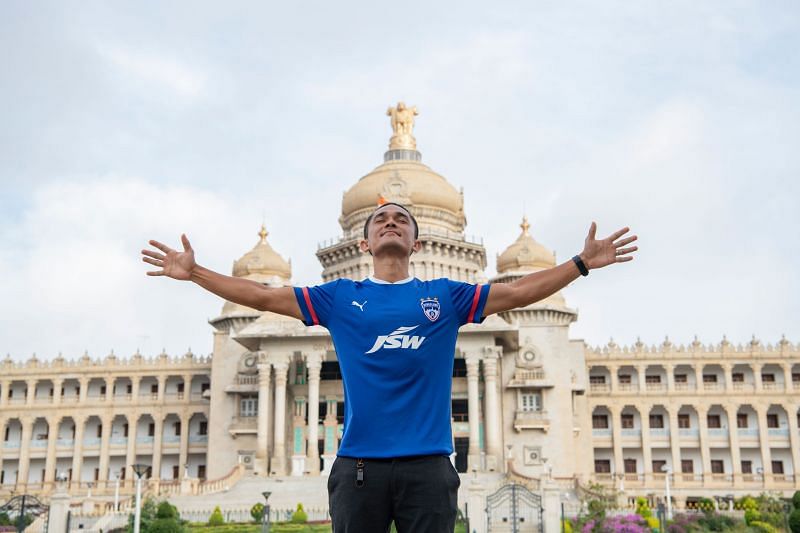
359;204;420;257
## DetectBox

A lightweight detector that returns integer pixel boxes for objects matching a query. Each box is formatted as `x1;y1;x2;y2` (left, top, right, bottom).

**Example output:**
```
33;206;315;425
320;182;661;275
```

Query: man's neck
371;256;411;283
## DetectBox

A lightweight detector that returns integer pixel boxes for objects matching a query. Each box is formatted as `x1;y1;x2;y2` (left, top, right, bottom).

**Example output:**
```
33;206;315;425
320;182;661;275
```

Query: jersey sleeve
293;279;342;327
446;280;490;326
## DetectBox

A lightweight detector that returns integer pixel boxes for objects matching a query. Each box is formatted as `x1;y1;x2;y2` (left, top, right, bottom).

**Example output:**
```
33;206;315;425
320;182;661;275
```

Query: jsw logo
365;325;426;354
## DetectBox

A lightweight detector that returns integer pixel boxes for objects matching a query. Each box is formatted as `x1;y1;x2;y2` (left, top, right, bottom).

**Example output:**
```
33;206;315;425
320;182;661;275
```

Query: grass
188;520;467;532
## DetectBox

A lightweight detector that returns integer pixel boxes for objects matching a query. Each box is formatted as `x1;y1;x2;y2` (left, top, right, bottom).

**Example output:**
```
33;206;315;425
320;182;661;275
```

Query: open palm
581;222;638;270
141;234;197;280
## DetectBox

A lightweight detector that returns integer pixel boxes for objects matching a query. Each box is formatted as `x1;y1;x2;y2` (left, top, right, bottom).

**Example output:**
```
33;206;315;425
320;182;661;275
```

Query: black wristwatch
572;255;589;276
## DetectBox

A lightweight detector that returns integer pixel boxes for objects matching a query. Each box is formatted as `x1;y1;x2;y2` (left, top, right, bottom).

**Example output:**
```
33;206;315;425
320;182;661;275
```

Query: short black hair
363;202;419;240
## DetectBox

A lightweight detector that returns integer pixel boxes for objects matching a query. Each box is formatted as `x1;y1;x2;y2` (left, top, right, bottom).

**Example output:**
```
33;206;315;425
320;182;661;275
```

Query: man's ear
410;240;422;255
359;239;371;254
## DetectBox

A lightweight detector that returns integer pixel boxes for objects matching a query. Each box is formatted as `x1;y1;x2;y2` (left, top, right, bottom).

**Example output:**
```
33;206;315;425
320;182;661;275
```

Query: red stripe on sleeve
467;285;482;323
302;287;319;325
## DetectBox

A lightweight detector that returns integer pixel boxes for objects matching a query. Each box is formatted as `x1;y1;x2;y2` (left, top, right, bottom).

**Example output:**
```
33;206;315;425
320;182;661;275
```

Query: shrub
793;491;800;510
789;508;800;533
156;502;179;520
562;519;573;533
745;508;762;525
696;512;736;532
250;503;264;523
290;504;307;524
148;518;183;533
750;521;779;533
208;507;224;526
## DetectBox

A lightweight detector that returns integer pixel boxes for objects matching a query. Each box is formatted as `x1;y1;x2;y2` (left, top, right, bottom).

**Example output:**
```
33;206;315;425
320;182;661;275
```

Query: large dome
497;217;556;274
231;225;291;284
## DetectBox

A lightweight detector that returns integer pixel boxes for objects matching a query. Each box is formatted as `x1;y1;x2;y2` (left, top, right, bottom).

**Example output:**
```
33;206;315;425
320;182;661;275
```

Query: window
761;373;775;383
4;427;8;441
199;421;208;436
100;385;107;395
177;383;185;393
707;415;721;429
174;422;181;436
767;414;779;428
618;374;632;384
645;375;661;384
336;402;345;424
151;383;158;394
741;460;752;474
94;468;100;481
589;375;606;384
621;414;634;429
702;374;717;383
520;392;541;412
711;460;724;474
201;382;210;393
649;414;664;429
772;461;784;474
96;424;102;438
320;361;343;381
452;359;467;378
198;465;206;480
792;373;800;383
172;465;180;479
678;414;691;428
120;469;126;480
126;384;132;394
240;397;258;417
624;459;637;474
737;414;748;428
732;373;744;383
594;460;611;473
123;423;129;437
674;374;688;383
452;399;468;421
652;460;666;474
681;460;694;474
148;423;155;437
592;415;609;429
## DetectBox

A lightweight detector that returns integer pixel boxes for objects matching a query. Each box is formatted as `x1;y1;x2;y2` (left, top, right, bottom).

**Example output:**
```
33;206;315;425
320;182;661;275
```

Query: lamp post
661;465;672;520
113;470;120;512
132;463;150;533
261;491;272;533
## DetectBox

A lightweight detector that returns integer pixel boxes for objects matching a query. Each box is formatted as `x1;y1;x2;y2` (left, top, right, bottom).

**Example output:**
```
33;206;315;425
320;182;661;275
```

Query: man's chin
371;241;413;258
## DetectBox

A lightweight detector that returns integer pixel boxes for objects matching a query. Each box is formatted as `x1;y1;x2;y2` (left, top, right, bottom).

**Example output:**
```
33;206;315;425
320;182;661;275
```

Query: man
141;202;637;533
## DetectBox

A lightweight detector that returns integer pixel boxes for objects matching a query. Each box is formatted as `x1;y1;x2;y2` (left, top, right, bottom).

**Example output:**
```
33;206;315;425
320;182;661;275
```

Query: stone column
257;360;272;475
17;417;33;488
157;376;166;402
725;404;742;483
152;415;164;479
0;380;8;407
125;414;137;484
306;352;323;475
610;365;619;392
786;403;800;489
26;379;36;406
753;364;763;392
270;358;290;476
70;417;85;489
641;405;652;484
183;374;192;403
44;416;60;484
782;363;793;393
178;413;189;477
755;405;771;486
105;377;113;402
97;415;112;488
482;349;502;472
666;364;675;393
668;407;682;487
53;378;63;406
697;406;711;486
131;376;140;401
637;365;646;393
610;405;623;478
79;377;89;403
723;364;733;393
466;355;482;471
0;416;5;481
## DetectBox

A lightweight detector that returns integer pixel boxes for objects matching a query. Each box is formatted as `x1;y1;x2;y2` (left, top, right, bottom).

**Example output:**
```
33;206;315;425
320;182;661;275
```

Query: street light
661;465;672;521
131;463;150;533
261;491;272;533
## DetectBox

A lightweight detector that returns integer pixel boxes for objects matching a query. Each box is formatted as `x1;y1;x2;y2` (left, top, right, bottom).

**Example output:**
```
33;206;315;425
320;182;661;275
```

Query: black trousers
328;455;460;533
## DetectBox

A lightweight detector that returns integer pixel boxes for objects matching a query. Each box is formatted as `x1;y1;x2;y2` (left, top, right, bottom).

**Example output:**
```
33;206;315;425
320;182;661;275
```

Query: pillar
482;348;502;472
755;405;771;487
270;358;289;476
17;417;33;488
257;360;272;474
668;407;682;487
0;380;8;407
641;405;652;484
610;405;623;478
26;379;36;406
697;406;711;486
71;417;85;489
44;416;59;484
725;404;742;482
723;364;733;393
157;376;166;402
125;414;137;485
178;413;189;477
182;374;192;403
665;364;675;393
53;378;63;406
131;376;141;401
97;415;112;488
306;352;323;475
466;355;482;471
152;415;163;479
79;377;89;403
786;404;800;489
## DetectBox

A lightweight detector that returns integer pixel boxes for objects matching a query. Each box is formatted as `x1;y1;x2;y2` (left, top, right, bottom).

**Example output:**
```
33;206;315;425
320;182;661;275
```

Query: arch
700;363;725;390
672;364;696;391
643;364;667;391
731;363;755;391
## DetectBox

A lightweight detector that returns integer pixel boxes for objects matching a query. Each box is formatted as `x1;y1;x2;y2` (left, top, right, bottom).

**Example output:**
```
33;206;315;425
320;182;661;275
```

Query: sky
1;1;798;361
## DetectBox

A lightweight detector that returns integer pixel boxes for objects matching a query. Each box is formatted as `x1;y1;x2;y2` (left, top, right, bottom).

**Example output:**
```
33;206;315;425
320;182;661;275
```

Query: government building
1;105;798;527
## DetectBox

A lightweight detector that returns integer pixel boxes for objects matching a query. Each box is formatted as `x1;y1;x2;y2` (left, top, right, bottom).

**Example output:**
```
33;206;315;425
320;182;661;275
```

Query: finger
181;233;192;252
616;246;638;255
142;257;163;267
141;250;166;261
615;256;634;263
613;235;638;248
149;240;173;254
146;270;165;276
588;222;597;240
607;227;630;242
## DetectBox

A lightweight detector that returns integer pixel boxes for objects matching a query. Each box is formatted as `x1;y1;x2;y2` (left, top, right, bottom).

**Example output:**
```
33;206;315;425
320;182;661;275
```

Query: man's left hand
580;222;638;270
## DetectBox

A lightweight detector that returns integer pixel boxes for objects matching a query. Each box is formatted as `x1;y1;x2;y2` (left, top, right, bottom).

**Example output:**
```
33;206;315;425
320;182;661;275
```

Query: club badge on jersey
420;297;440;322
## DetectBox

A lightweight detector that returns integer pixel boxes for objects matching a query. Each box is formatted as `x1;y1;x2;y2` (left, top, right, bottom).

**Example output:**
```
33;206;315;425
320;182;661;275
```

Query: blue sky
1;1;798;360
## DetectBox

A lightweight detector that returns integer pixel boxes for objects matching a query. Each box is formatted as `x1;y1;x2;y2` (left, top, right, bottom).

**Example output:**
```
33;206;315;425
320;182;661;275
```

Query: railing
3;441;20;449
737;428;759;437
703;382;722;391
733;382;755;391
649;428;669;437
110;436;128;445
196;464;245;495
592;429;612;437
645;382;666;392
617;383;635;392
762;381;781;390
515;369;545;381
30;440;47;448
236;374;259;385
589;383;610;393
136;436;154;444
768;428;789;437
679;428;699;437
83;437;101;446
621;428;641;437
708;428;729;438
189;434;208;443
674;382;692;391
56;438;74;446
163;435;180;444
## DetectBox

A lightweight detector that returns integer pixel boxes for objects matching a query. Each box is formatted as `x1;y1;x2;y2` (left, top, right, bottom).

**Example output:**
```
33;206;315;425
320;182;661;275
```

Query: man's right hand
142;234;197;280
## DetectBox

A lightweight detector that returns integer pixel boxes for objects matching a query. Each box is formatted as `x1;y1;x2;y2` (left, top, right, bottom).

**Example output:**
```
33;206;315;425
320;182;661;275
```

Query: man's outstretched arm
141;234;304;320
482;222;638;316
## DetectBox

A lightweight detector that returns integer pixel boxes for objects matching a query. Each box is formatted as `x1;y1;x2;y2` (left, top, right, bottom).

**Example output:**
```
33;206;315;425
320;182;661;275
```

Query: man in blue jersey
142;202;637;533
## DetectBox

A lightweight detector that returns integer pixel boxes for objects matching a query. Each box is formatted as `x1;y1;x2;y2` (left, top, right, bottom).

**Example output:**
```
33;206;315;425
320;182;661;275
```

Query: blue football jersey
294;276;489;458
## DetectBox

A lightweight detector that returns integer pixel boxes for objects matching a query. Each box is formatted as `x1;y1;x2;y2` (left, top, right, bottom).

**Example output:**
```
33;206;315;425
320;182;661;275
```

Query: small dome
496;217;556;274
231;225;291;284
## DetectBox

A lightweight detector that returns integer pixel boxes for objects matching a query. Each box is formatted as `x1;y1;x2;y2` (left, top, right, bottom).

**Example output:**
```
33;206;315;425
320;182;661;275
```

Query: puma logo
351;300;367;311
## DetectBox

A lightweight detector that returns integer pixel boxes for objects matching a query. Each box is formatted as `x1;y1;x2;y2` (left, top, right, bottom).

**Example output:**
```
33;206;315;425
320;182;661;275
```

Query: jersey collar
367;275;415;285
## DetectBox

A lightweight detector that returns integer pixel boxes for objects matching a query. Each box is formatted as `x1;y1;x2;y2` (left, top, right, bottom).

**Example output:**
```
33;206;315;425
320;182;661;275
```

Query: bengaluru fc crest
420;297;440;322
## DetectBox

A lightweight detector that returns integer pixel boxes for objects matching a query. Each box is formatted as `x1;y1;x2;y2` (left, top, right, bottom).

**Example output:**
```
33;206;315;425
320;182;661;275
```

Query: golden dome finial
386;102;419;150
520;216;530;235
258;224;269;243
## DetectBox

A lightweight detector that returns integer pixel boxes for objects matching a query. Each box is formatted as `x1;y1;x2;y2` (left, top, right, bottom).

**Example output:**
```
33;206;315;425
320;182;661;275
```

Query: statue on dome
386;102;418;150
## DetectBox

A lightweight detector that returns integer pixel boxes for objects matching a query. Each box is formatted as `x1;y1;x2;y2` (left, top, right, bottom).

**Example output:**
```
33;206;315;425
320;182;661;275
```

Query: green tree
788;508;800;533
250;503;265;523
208;506;225;526
290;503;307;524
793;491;800;510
